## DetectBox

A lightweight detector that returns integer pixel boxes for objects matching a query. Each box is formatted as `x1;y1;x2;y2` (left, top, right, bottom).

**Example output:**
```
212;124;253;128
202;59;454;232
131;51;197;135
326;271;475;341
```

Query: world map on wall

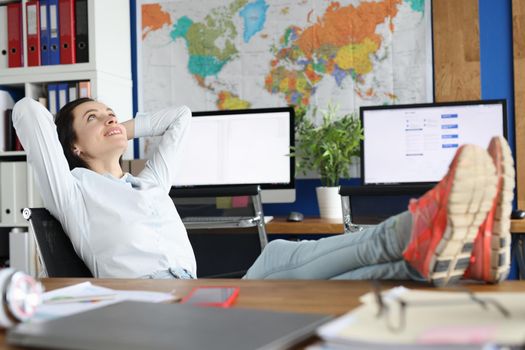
138;0;432;155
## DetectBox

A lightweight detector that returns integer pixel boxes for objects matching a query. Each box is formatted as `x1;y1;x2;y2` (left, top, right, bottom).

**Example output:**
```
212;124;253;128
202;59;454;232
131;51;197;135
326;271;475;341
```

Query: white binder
0;90;15;152
0;162;28;225
0;6;8;68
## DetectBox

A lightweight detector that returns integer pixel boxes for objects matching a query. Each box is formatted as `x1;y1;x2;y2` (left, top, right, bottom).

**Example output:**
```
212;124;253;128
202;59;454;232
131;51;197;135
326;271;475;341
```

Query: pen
44;294;117;304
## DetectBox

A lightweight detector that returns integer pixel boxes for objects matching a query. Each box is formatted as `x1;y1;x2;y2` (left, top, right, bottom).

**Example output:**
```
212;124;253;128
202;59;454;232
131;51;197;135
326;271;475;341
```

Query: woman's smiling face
71;101;128;161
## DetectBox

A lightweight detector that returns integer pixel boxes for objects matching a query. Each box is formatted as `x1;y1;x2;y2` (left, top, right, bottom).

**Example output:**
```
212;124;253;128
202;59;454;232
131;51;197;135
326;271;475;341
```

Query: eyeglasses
371;281;511;332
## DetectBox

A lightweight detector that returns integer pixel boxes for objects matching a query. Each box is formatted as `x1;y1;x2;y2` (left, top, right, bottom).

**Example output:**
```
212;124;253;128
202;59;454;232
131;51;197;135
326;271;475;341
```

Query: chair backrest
23;208;93;277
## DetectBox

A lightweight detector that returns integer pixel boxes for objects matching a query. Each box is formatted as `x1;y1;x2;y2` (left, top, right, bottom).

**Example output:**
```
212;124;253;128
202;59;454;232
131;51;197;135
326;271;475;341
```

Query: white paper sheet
30;282;177;322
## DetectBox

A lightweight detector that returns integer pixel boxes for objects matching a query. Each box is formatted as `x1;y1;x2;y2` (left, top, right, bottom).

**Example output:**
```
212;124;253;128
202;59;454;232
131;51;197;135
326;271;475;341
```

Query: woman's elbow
179;105;192;120
13;97;50;124
177;105;192;128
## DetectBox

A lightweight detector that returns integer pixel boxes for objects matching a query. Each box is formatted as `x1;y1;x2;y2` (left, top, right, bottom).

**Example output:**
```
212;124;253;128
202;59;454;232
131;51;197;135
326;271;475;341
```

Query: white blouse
13;97;196;278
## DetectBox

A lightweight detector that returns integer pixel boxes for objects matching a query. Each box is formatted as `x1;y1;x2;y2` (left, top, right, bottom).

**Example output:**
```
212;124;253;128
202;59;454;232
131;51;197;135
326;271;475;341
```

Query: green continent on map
265;0;401;109
170;0;248;79
407;0;424;12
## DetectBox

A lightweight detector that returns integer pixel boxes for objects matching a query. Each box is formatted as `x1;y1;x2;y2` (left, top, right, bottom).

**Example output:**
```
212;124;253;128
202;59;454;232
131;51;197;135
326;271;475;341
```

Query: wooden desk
511;219;525;233
2;279;525;350
266;217;525;235
267;217;344;235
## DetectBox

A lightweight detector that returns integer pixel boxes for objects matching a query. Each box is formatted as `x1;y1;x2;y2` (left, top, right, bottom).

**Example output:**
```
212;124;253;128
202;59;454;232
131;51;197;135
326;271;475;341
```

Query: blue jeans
244;211;424;281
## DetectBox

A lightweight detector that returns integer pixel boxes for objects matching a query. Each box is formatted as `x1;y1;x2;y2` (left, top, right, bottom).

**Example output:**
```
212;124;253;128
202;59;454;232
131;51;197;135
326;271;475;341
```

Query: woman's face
71;101;128;161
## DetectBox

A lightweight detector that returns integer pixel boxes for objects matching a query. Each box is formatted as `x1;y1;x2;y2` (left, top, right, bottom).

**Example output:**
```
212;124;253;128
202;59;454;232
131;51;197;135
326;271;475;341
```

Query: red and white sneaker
403;144;498;286
463;136;515;283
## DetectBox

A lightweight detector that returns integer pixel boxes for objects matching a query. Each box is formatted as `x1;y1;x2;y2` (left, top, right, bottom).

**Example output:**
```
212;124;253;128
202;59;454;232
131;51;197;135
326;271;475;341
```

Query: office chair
23;205;256;279
22;208;93;278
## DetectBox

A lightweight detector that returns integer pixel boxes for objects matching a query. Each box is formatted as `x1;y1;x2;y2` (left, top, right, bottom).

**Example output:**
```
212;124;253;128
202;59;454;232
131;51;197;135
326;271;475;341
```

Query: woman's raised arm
121;119;135;140
12;97;80;219
133;106;191;192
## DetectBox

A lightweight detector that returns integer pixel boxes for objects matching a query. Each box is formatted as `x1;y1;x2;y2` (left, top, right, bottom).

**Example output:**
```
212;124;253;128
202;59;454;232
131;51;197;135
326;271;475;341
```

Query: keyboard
182;216;252;223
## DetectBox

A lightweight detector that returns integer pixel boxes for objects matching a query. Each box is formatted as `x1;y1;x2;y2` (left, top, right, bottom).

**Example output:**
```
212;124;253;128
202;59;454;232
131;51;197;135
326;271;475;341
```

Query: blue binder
48;0;60;65
39;0;50;65
57;83;69;110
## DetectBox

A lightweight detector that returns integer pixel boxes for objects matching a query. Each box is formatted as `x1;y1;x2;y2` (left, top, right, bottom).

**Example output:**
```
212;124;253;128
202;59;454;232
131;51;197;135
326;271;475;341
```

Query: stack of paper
31;282;177;322
315;287;525;348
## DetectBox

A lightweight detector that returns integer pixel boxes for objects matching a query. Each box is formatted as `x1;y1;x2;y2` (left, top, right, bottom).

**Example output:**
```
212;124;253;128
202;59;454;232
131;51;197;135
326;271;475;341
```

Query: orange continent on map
142;3;172;40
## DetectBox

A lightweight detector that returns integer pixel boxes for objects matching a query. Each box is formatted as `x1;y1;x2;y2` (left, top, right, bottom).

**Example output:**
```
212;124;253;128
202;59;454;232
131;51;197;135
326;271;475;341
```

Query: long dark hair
55;97;94;170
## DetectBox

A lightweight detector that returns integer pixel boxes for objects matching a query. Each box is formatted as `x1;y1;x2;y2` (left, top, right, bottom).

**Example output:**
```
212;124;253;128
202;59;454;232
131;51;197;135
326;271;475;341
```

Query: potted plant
292;104;363;220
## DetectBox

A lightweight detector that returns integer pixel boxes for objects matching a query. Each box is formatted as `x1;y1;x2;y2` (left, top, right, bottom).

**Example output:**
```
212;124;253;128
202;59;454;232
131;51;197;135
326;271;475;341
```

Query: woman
12;97;514;285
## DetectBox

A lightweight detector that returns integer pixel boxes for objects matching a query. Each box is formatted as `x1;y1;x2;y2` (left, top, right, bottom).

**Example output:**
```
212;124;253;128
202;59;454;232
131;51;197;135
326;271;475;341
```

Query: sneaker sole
487;137;515;282
429;145;497;287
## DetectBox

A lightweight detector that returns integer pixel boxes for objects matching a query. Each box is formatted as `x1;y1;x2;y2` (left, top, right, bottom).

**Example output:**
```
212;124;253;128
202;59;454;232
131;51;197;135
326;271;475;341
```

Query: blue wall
479;0;515;151
130;0;140;159
478;0;520;279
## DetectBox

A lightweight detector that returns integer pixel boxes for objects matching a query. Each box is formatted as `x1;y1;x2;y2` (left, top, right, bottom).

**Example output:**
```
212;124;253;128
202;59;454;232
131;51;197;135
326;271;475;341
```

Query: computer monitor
360;100;507;185
172;107;295;203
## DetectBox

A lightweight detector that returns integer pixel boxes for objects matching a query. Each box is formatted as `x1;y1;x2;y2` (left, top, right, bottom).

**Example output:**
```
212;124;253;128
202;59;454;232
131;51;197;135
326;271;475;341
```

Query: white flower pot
316;186;343;222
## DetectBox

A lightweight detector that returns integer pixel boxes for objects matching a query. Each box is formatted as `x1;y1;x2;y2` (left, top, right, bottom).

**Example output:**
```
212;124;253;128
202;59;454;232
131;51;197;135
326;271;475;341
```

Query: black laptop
8;301;332;350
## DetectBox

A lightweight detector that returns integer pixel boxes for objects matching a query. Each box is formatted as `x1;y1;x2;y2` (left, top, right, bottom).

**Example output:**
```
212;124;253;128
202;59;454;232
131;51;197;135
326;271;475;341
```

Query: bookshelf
0;0;132;271
0;0;133;157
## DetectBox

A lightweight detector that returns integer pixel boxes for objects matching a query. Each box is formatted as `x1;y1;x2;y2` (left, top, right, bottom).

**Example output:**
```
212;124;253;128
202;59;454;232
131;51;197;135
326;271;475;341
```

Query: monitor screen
172;107;295;195
360;100;507;185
